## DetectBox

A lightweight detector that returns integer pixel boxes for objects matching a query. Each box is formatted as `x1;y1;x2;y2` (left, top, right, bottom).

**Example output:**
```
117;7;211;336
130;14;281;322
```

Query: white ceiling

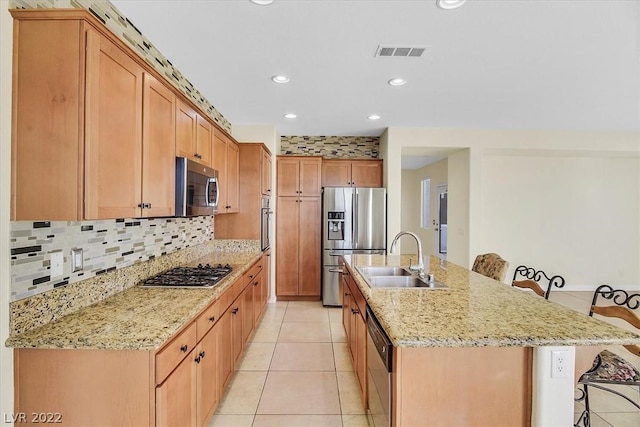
111;0;640;137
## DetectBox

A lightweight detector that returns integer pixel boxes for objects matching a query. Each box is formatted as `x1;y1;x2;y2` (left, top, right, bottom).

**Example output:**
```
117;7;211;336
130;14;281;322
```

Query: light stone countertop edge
343;254;640;349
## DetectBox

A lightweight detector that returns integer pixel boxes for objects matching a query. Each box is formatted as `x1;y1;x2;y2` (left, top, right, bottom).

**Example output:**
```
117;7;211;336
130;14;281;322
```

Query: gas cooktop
142;263;233;289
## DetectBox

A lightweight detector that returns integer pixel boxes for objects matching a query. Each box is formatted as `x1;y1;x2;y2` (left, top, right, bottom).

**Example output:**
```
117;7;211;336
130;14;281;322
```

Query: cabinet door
156;349;197;427
261;149;272;196
299;158;322;197
354;310;367;405
196;329;218;427
231;300;244;367
12;19;83;220
212;133;228;209
276;158;300;197
298;197;321;296
351;160;383;188
142;73;175;217
84;28;143;219
216;310;234;393
342;275;352;342
276;197;300;296
242;284;255;344
322;160;351;187
252;272;264;325
176;99;197;160
196;115;213;167
226;139;240;213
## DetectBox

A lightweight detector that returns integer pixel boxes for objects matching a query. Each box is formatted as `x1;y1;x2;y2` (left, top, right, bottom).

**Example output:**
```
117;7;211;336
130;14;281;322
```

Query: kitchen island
342;254;640;427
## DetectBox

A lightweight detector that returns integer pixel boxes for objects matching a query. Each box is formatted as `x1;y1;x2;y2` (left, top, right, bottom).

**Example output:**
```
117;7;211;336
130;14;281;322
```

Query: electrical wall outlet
50;252;63;278
71;248;83;273
551;350;569;378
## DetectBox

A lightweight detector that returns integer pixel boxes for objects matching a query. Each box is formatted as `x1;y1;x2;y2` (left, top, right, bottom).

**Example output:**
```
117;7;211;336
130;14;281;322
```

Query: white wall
1;0;14;419
382;127;640;287
232;125;279;302
481;153;640;288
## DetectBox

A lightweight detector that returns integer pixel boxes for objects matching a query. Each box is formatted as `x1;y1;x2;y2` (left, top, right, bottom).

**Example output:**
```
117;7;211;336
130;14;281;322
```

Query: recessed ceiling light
388;77;407;86
368;114;381;121
436;0;466;10
271;75;290;84
250;0;274;5
284;113;297;119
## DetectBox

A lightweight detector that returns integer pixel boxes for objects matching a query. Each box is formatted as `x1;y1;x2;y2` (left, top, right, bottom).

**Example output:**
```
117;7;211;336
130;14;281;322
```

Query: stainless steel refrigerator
322;187;387;306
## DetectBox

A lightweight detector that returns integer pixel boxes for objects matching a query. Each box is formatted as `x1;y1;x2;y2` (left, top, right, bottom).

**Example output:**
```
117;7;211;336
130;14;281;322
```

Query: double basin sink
356;266;447;289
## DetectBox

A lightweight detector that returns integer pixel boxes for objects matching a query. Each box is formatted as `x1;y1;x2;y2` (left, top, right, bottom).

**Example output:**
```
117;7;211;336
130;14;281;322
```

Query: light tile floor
208;292;639;427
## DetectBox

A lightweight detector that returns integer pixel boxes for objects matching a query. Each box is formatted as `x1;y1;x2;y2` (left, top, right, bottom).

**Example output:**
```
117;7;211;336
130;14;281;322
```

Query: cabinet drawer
196;299;220;342
156;322;197;384
244;261;263;286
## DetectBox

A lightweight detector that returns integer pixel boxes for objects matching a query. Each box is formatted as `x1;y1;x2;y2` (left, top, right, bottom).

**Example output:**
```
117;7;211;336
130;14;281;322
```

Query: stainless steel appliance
175;157;219;216
322;187;386;306
366;306;392;427
141;263;232;288
261;196;272;251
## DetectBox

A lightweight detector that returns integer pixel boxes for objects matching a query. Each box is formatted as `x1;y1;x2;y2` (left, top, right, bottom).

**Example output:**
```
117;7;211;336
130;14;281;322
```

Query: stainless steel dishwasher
366;306;392;427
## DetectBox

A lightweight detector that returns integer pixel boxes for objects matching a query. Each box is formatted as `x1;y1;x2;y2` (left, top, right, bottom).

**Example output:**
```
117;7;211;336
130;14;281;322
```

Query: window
421;178;431;228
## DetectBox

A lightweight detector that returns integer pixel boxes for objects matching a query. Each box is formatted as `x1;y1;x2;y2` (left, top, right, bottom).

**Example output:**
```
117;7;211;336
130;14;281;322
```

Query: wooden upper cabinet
176;98;212;168
276;156;322;197
276;158;300;197
213;133;239;213
196;115;213;167
261;149;272;196
11;18;84;220
226;140;240;213
351;160;383;187
176;99;197;160
322;159;383;188
84;27;144;220
321;161;351;187
142;74;175;217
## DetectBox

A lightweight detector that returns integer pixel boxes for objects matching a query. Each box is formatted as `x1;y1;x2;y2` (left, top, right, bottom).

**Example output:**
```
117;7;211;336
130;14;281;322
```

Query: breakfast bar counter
344;254;640;348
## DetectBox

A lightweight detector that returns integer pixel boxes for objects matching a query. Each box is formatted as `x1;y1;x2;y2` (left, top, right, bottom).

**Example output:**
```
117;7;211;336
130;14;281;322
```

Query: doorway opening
437;185;448;257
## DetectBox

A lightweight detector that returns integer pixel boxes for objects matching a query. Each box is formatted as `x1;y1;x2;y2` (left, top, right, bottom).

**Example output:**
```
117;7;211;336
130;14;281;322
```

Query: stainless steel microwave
175;157;219;216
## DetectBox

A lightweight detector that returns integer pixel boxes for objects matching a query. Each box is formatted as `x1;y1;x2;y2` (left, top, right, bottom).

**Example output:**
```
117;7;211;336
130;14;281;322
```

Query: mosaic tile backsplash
10;216;214;301
10;0;231;133
280;136;380;158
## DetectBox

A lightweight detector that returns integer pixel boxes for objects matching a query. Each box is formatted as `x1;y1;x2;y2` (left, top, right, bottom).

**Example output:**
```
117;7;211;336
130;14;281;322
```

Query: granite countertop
344;254;640;348
6;251;262;351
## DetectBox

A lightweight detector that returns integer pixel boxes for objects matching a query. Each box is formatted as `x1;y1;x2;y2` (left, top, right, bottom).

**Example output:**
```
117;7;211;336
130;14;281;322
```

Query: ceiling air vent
375;45;427;58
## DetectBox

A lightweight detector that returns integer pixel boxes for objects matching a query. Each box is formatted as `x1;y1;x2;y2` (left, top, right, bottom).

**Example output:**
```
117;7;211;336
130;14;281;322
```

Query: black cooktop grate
142;263;233;288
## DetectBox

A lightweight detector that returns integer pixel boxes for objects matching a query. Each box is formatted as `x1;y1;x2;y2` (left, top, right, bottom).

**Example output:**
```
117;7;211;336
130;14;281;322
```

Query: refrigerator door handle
353;191;358;248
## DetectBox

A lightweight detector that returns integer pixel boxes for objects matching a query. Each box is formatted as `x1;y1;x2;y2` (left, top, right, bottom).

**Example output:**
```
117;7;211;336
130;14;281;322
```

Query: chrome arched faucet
389;231;425;277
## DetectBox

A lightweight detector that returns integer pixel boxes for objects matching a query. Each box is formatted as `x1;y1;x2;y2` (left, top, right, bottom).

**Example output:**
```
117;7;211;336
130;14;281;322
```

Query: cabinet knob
199;351;206;359
253;281;258;286
180;344;188;353
195;355;201;364
137;203;144;209
351;308;359;315
208;316;215;322
144;203;152;209
232;307;239;314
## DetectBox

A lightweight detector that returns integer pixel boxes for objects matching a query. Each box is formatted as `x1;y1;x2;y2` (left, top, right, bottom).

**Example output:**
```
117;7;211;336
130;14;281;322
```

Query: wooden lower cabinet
13;258;270;427
156;348;197;427
341;267;367;406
